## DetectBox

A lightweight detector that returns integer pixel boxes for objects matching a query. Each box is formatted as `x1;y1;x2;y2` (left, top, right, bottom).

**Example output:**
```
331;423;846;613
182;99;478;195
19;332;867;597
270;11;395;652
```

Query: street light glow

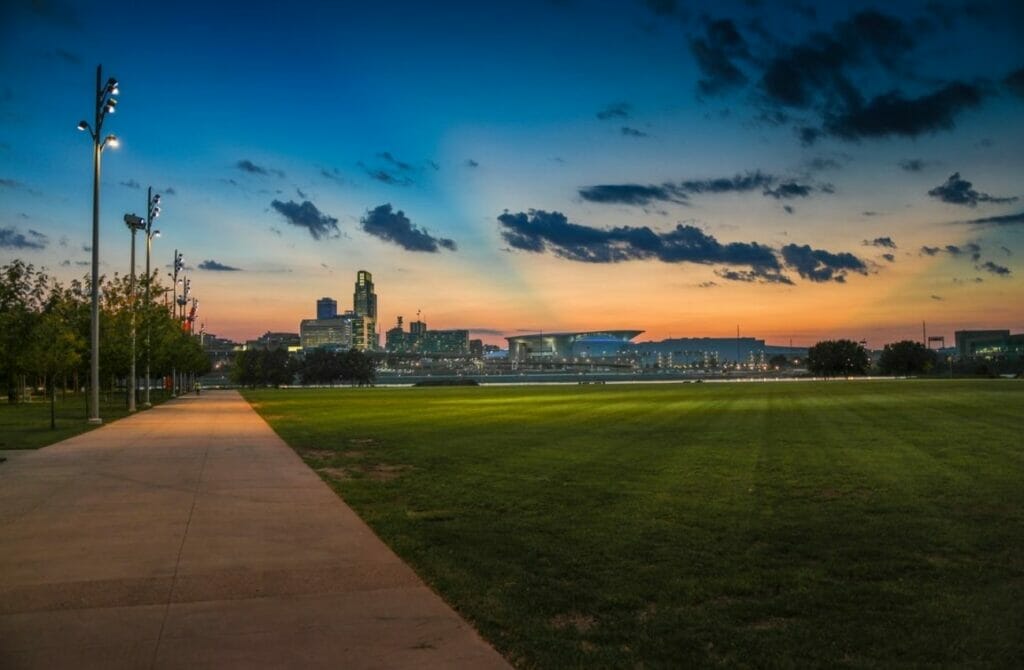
105;134;119;148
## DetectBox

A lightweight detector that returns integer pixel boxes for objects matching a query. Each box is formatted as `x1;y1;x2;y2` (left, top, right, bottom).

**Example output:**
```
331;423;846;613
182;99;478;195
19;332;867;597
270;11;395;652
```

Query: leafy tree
298;348;342;385
340;349;376;386
807;339;869;377
231;348;293;387
0;261;49;401
768;354;789;369
878;340;937;375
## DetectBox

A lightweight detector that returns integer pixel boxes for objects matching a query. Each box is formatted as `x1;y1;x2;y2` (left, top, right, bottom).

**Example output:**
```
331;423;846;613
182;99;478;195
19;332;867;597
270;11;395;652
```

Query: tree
298;348;342;385
768;354;789;369
878;340;937;375
807;339;869;377
340;349;376;386
230;348;293;388
0;261;49;401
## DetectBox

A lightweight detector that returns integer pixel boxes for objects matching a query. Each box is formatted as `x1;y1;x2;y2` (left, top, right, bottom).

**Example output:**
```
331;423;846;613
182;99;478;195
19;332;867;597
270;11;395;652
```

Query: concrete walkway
0;391;510;669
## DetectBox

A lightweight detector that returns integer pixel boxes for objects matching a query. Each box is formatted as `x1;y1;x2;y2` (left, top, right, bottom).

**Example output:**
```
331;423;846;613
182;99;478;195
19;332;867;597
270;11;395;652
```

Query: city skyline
2;1;1023;348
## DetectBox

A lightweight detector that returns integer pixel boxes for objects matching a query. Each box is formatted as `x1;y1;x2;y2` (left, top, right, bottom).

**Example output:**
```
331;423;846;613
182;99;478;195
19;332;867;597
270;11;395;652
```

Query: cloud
578;183;684;206
955;210;1024;227
780;243;868;283
1005;67;1024;98
822;82;985;141
807;157;842;171
715;268;794;284
360;163;414;186
763;181;813;199
644;0;680;17
360;204;456;253
320;167;345;183
864;236;897;248
164;187;177;195
468;328;507;336
120;179;141;189
931;295;943;301
296;187;307;199
690;19;750;96
697;281;718;288
882;253;896;262
783;205;795;215
898;159;927;172
378;151;414;171
920;246;941;256
596;102;631;120
621;126;648;138
466;159;480;168
497;210;783;278
54;48;80;64
927;172;1017;207
979;261;1011;276
236;159;284;178
270;200;340;240
577;171;833;206
198;259;242;272
0;227;48;250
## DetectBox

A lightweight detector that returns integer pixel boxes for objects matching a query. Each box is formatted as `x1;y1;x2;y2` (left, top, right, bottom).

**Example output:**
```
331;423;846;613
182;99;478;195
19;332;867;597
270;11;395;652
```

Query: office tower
353;270;377;320
316;297;338;320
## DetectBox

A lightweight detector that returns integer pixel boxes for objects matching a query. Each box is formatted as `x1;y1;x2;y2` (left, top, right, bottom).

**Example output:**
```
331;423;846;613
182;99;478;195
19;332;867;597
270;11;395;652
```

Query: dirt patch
750;617;792;631
300;449;337;460
341;450;365;459
364;463;412;481
317;467;351;481
550;612;596;633
406;509;456;522
348;437;379;447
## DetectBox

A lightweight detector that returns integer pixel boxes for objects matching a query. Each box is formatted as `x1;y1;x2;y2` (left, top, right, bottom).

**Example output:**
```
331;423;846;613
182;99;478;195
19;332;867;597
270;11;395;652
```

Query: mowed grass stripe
245;380;1023;668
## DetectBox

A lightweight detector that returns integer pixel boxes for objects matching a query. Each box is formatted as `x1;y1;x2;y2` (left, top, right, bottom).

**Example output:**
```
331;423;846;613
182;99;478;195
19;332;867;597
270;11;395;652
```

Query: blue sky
2;0;1023;344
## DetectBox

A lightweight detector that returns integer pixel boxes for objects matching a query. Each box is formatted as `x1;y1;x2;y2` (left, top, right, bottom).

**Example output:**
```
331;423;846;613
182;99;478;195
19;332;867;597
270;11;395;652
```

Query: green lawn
244;380;1024;668
0;390;173;450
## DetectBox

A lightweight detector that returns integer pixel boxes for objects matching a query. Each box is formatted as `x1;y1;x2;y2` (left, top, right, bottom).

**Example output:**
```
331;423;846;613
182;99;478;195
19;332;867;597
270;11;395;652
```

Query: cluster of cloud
497;209;867;284
270;200;339;240
919;241;1013;277
927;172;1017;207
198;259;242;272
359;151;419;186
360;204;456;253
237;159;285;178
0;226;48;250
578;171;828;206
686;9;1019;144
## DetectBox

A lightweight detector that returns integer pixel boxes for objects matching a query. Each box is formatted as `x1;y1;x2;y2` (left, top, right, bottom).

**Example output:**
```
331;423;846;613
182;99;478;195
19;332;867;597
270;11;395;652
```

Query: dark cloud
120;179;141;189
296;187;307;199
497;210;783;278
780;243;868;283
578;171;820;206
715;268;794;284
763;181;813;199
797;127;822;146
320;167;345;183
1001;245;1013;256
466;159;480;168
927;172;1017;207
578;183;683;206
898;158;927;172
0;227;48;250
824;82;984;140
164;187;177;195
644;0;679;17
783;205;795;214
378;151;414;171
361;204;456;253
697;281;718;288
237;159;284;178
862;211;879;217
270;200;340;240
54;48;80;64
1004;67;1024;98
955;210;1024;227
807;157;841;171
198;259;242;272
621;126;648;138
979;261;1011;276
920;245;941;256
882;253;896;262
864;237;897;248
690;19;750;95
931;295;943;301
596;102;631;120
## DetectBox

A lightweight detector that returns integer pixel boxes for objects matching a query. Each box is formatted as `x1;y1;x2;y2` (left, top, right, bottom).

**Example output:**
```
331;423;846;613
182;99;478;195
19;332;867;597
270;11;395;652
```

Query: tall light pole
143;188;161;407
78;66;119;424
124;213;146;412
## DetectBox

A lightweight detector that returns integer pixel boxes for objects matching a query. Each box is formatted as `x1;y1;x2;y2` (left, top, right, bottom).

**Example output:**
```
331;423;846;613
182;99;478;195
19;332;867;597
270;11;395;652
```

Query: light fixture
153;194;161;203
153;230;161;238
105;134;119;148
77;120;89;131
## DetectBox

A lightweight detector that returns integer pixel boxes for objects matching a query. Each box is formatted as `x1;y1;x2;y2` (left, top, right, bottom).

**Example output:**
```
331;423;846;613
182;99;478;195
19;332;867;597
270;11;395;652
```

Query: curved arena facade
506;330;643;362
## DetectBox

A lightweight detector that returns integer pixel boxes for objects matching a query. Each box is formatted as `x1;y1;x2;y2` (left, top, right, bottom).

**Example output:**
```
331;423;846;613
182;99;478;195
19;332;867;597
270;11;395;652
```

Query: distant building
631;337;807;367
469;339;484;358
385;316;469;356
300;311;375;352
353;270;377;320
506;331;643;362
316;297;338;320
955;330;1024;359
246;331;300;352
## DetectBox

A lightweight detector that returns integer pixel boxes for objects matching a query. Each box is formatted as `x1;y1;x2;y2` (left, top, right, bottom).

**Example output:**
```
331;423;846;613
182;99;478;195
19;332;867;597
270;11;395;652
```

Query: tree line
0;259;209;404
230;347;376;388
804;339;939;377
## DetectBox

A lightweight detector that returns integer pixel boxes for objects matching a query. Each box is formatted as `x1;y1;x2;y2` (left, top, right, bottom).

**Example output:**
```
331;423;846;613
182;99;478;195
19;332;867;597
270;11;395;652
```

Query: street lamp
143;188;162;407
124;213;146;413
77;65;119;424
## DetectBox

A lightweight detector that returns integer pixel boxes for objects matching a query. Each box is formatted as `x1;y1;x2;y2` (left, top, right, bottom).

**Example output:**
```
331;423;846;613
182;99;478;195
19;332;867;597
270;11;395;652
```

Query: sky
1;0;1023;347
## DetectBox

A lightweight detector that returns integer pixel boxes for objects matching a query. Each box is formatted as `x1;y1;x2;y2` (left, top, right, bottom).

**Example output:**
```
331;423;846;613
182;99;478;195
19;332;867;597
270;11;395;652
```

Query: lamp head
104;134;119;148
77;120;89;131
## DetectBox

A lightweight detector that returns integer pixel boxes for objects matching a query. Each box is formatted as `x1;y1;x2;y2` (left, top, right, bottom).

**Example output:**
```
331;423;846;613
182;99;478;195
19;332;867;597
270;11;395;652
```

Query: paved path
0;391;510;669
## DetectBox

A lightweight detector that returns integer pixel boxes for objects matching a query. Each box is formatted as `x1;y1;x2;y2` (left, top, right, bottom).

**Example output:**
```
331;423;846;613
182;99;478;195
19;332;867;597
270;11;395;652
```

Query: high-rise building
316;297;338;320
353;270;377;320
300;311;376;352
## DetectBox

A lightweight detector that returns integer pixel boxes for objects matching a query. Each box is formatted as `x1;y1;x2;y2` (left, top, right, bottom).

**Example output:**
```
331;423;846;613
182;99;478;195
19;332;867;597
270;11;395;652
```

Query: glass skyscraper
353;270;377;320
316;297;337;320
